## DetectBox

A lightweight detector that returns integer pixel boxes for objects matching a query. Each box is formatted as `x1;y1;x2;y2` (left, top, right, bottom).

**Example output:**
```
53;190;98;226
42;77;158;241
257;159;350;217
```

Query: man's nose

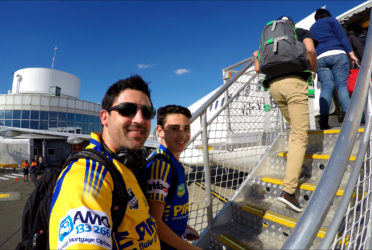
132;108;145;123
178;129;187;138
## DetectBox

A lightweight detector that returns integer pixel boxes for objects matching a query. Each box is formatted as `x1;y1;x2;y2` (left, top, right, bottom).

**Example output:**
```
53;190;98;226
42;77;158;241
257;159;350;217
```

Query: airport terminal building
0;68;101;167
0;68;101;134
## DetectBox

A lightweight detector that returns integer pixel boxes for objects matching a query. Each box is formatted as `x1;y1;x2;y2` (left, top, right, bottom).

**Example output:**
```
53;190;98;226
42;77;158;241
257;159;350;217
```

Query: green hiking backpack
258;19;310;89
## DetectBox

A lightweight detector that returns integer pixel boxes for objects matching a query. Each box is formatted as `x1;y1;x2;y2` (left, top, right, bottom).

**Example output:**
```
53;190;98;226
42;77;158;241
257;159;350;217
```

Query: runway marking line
0;173;23;180
3;175;17;178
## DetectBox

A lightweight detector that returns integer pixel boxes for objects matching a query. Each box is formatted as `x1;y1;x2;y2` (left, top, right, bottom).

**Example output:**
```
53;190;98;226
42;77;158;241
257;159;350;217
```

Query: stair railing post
201;113;213;226
308;97;316;130
280;111;284;134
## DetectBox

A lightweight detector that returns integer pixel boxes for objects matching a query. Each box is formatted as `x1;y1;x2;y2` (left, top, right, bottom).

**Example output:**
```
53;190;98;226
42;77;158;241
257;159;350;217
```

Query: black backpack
258;19;310;89
16;148;128;250
146;153;178;203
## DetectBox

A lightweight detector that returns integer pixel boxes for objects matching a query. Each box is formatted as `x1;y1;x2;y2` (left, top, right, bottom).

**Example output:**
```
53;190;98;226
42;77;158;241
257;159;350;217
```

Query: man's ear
156;125;164;139
100;110;109;127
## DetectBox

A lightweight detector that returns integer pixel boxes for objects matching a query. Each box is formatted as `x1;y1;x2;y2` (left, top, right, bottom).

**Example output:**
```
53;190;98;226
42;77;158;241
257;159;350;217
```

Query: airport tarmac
0;169;34;249
0;167;232;249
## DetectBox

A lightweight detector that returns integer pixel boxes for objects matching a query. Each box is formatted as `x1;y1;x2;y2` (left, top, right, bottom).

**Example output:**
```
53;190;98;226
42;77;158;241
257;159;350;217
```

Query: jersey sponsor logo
145;179;169;196
177;183;185;197
113;216;159;249
173;203;189;217
127;188;139;210
59;215;73;241
73;210;110;227
57;207;112;249
135;217;157;241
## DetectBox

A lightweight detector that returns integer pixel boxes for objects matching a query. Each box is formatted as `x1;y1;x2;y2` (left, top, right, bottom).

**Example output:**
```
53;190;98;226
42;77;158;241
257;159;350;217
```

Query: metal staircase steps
208;201;351;249
308;128;364;134
261;177;345;197
277;152;357;161
197;128;361;249
240;203;328;239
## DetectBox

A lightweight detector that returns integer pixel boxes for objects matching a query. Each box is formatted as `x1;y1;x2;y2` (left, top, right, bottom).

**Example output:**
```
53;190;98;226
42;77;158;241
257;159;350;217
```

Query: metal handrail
190;58;254;124
187;58;255;227
187;71;258;145
283;10;372;249
222;58;252;72
319;84;372;248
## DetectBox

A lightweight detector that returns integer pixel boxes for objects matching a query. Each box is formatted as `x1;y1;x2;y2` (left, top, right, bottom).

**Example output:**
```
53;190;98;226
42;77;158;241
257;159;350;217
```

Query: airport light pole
51;46;58;69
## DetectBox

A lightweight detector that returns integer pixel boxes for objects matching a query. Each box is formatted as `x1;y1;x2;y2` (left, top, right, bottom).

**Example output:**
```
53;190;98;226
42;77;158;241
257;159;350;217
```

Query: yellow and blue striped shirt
49;132;160;249
145;145;189;245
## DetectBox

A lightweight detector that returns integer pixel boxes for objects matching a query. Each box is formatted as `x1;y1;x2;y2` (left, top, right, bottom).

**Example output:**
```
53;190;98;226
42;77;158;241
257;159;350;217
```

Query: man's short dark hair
157;105;192;127
315;9;331;21
102;75;152;111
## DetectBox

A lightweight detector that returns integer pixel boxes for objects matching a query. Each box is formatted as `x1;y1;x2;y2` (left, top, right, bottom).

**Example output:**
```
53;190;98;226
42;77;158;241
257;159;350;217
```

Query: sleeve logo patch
145;179;169;196
177;184;185;197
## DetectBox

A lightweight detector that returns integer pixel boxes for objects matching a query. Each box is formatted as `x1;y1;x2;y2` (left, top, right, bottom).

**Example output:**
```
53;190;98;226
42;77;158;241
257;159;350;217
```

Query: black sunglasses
108;102;156;120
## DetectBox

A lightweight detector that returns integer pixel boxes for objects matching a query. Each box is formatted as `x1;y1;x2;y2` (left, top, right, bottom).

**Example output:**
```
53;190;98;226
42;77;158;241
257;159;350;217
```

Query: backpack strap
17;149;128;250
70;149;127;231
148;153;177;203
273;36;289;53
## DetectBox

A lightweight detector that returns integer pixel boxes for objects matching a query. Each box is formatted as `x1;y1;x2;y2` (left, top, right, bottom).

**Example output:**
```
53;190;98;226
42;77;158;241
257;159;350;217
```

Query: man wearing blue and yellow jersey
49;75;160;249
145;105;201;250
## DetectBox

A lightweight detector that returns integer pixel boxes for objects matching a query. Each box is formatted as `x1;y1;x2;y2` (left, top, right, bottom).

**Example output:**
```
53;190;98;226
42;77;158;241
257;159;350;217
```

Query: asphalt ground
0;170;34;250
0;166;251;249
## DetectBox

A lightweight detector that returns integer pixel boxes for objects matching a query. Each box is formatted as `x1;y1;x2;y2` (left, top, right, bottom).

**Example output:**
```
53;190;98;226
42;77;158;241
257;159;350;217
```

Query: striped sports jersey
144;144;189;247
49;132;160;249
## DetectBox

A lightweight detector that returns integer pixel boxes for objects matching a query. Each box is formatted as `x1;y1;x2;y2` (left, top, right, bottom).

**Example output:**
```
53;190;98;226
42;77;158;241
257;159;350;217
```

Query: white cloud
137;63;153;69
174;68;191;75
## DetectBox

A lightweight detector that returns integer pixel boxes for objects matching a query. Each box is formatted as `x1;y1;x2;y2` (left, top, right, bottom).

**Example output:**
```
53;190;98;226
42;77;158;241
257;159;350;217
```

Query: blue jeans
317;53;350;115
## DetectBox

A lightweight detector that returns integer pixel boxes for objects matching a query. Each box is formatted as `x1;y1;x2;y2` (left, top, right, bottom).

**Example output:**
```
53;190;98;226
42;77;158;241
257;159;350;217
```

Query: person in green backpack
253;16;317;213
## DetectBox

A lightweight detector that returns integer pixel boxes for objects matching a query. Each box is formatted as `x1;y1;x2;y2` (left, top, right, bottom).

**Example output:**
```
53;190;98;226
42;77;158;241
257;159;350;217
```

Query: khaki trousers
269;76;309;194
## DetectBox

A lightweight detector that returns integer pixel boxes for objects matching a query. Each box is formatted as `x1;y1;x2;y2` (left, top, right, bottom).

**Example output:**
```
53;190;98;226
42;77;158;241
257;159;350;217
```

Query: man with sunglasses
49;75;160;249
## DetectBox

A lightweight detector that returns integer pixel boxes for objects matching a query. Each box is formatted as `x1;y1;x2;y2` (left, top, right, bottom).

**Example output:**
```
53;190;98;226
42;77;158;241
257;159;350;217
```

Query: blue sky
0;0;365;128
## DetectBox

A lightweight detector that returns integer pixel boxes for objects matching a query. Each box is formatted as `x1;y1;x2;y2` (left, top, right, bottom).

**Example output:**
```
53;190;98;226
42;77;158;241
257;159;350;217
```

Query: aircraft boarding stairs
196;127;363;249
191;11;372;248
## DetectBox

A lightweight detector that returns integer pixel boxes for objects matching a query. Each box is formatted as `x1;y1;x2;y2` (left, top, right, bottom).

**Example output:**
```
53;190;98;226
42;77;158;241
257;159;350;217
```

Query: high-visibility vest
22;162;29;169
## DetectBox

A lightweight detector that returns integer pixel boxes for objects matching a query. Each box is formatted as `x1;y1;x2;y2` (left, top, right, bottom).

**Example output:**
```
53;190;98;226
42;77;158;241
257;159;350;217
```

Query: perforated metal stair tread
308;128;364;134
278;152;356;161
198;126;360;249
217;233;253;250
210;221;288;249
261;177;345;196
240;203;327;239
